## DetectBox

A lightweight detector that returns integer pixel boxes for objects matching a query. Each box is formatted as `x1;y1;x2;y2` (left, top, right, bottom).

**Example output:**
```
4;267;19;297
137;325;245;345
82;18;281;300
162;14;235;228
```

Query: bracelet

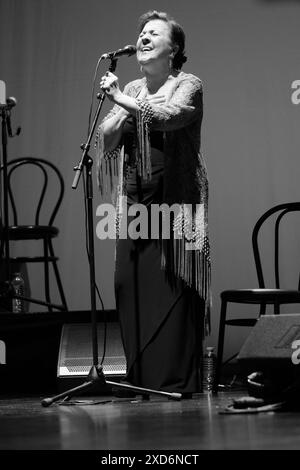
135;98;154;125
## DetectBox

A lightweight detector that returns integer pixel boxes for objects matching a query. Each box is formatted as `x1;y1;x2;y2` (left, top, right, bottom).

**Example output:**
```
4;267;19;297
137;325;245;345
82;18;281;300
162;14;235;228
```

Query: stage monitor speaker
57;322;127;392
237;313;300;380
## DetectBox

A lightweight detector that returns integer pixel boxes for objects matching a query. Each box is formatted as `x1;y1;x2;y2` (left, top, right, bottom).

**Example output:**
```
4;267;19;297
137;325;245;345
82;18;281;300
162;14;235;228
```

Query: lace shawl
95;71;211;332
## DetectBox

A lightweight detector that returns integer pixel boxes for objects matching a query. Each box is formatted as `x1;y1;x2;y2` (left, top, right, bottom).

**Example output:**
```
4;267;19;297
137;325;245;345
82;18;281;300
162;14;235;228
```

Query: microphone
0;96;17;109
101;45;136;60
6;97;17;109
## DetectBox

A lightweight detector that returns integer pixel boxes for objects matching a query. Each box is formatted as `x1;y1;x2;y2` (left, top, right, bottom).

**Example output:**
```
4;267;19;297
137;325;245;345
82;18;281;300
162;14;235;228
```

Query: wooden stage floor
1;389;300;452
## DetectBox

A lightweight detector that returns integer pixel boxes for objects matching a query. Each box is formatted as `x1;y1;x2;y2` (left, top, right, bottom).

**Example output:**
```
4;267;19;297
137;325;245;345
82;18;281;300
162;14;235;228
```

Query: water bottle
11;272;25;313
202;346;217;392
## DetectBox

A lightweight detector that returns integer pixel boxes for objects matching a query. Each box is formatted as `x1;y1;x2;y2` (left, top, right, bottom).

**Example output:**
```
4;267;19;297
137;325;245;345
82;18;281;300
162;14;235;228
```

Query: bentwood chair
216;202;300;388
0;157;68;312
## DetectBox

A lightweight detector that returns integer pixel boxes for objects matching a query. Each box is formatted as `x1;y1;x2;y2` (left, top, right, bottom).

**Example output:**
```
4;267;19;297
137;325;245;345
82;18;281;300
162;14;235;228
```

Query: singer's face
136;20;173;68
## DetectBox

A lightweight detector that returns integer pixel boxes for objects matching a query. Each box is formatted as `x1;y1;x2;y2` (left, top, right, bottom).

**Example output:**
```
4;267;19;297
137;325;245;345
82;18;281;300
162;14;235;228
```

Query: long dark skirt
115;150;204;393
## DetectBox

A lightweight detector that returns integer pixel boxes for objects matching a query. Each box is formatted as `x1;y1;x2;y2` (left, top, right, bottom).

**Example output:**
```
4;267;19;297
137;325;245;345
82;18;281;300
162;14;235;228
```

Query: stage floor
0;389;300;451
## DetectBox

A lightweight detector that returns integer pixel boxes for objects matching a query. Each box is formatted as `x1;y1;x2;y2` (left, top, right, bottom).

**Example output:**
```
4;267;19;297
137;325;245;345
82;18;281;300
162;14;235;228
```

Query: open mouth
141;47;153;52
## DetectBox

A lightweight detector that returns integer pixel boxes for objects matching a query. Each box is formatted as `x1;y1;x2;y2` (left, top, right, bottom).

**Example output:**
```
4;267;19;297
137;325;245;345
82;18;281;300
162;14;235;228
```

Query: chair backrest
252;202;300;290
1;157;64;226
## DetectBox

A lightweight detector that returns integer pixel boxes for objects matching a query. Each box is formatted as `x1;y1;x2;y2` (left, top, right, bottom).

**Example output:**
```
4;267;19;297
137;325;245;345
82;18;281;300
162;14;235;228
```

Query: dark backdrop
1;0;300;360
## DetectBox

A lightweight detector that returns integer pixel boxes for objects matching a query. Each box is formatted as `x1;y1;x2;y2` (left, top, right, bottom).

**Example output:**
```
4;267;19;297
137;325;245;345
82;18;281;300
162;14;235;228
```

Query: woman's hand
100;72;122;102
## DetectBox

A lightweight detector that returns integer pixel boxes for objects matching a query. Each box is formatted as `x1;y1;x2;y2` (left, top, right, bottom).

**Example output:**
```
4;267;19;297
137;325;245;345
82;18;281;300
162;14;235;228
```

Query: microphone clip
6;108;21;138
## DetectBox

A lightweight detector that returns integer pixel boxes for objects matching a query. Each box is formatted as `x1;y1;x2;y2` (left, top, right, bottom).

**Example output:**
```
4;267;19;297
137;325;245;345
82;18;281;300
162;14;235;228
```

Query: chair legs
43;238;53;312
215;299;280;390
48;239;68;310
41;238;68;312
215;298;227;389
274;301;280;315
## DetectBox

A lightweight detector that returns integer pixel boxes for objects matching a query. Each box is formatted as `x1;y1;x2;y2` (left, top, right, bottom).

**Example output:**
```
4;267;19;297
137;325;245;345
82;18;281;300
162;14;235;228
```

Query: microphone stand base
41;365;182;407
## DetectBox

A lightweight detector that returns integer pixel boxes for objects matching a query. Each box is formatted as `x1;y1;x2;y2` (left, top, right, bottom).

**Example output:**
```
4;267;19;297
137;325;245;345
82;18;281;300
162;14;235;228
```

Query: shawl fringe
136;104;152;181
95;96;211;334
95;123;121;199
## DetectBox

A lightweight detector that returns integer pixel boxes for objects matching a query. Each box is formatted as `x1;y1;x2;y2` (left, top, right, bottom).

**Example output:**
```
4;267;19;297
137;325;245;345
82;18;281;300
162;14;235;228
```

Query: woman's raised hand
100;72;121;101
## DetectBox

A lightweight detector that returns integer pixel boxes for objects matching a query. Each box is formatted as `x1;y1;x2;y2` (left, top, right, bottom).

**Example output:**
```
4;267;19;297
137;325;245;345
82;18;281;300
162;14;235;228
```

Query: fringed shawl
95;71;211;333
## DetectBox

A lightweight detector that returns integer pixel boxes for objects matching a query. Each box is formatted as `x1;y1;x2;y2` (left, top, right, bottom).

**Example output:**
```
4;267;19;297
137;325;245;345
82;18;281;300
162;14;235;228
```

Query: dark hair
138;10;187;70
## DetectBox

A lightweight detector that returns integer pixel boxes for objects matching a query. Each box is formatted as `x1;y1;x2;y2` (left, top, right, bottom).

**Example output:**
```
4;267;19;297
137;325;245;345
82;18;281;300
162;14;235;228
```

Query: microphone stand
0;95;65;313
0;103;12;293
41;57;182;406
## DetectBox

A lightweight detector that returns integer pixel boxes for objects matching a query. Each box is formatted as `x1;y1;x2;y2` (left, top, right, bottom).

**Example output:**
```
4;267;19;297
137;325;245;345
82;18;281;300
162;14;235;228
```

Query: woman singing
96;10;211;396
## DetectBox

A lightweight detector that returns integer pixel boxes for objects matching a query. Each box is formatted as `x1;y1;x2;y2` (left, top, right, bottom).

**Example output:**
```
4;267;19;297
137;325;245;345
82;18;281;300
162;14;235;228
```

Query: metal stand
41;58;182;406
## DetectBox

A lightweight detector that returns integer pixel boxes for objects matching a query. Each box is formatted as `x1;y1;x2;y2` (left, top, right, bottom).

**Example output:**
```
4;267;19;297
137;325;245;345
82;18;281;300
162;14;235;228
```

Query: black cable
87;57;103;137
80;54;117;370
82;160;107;367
